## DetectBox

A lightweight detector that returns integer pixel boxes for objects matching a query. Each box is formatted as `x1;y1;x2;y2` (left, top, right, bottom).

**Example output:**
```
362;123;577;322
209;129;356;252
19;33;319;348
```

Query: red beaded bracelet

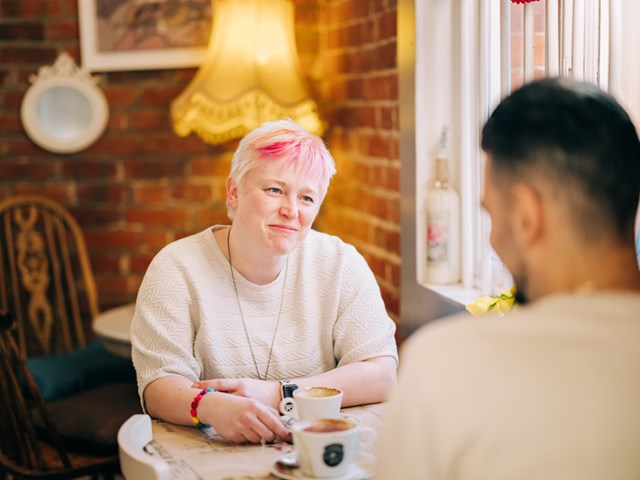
190;387;215;429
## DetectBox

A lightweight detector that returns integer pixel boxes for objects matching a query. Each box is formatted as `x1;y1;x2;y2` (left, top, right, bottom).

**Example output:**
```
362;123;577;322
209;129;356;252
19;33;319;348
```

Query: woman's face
227;157;323;256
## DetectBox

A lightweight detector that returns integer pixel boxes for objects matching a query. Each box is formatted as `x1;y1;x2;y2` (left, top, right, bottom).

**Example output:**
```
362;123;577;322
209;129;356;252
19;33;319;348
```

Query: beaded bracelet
190;387;216;429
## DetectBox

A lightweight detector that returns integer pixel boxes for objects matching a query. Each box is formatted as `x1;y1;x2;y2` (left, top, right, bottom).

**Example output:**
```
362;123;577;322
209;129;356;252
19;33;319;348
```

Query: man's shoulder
404;291;640;356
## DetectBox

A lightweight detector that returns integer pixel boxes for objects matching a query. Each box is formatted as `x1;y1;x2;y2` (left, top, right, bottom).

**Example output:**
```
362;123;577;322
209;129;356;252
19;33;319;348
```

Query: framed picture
78;0;212;72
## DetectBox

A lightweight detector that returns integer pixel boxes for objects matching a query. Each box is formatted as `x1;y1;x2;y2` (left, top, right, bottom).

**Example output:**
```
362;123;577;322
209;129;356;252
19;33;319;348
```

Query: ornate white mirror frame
20;52;109;154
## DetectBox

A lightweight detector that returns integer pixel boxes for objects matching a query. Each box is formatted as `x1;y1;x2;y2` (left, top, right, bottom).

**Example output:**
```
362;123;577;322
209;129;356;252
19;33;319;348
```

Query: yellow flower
466;286;516;316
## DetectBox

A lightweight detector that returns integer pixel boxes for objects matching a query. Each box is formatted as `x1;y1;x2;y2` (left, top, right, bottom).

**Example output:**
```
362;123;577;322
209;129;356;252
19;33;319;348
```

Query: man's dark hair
482;77;640;241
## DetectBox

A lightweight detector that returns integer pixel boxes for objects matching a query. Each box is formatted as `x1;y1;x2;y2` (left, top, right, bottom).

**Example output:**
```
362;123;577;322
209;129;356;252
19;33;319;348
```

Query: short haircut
482;77;640;241
227;119;336;219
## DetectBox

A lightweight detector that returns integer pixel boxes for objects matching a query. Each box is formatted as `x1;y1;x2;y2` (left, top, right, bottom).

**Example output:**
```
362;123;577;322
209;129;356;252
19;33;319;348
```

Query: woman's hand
193;378;281;410
202;392;290;444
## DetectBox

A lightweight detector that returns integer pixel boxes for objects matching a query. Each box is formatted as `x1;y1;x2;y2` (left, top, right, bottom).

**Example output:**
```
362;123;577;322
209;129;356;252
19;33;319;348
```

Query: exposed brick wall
315;0;400;322
0;0;400;323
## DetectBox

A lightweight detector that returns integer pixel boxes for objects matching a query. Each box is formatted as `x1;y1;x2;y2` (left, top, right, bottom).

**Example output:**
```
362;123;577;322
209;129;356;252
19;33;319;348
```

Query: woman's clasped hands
192;378;290;444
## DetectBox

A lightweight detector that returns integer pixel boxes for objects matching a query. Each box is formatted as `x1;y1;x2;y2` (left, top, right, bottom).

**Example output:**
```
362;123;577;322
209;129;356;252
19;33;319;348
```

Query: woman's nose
279;197;298;218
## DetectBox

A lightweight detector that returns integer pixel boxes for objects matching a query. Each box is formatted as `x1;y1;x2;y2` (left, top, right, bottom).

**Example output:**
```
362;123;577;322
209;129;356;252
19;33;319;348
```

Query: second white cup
279;386;343;420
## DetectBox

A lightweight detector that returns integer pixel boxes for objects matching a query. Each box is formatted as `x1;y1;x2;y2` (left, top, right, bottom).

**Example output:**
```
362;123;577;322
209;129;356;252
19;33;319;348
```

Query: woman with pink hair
131;119;398;443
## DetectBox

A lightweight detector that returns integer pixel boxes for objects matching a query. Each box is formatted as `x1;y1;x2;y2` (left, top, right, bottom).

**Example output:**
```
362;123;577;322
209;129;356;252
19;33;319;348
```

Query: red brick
89;135;141;155
130;109;170;130
357;106;376;128
0;0;402;317
0;159;56;179
130;253;155;274
141;134;209;154
13;184;71;203
84;229;138;249
125;207;189;227
77;184;128;203
140;86;184;106
4;90;25;110
134;184;168;203
378;9;396;40
0;23;44;41
172;183;213;201
368;134;391;158
96;275;142;295
193;207;228;228
103;85;137;107
346;78;364;99
124;158;185;179
107;111;127;131
374;42;396;69
379;106;396;130
48;20;78;40
0;46;56;65
140;231;172;250
69;206;120;226
388;165;400;191
89;252;122;273
62;161;118;179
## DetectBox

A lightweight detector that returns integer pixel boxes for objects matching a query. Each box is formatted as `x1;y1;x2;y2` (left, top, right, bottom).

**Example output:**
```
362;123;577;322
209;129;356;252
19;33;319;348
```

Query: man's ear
226;177;239;209
511;182;544;247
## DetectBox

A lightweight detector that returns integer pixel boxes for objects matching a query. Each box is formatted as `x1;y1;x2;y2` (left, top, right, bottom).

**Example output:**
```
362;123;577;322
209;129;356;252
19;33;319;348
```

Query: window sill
421;282;482;309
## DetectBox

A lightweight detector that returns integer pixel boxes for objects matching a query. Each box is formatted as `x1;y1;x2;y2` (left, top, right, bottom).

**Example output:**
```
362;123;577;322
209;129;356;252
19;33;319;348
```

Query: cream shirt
376;293;640;480
131;226;398;402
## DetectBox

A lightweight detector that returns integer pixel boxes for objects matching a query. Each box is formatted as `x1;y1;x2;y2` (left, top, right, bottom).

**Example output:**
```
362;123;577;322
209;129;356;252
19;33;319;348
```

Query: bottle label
427;211;449;265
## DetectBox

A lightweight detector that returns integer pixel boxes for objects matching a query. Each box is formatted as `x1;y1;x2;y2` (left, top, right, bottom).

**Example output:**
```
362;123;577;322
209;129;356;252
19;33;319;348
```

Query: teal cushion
27;339;136;402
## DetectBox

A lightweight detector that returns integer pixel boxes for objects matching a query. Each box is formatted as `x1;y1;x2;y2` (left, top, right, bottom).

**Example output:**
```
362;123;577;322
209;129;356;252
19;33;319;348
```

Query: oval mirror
21;52;108;154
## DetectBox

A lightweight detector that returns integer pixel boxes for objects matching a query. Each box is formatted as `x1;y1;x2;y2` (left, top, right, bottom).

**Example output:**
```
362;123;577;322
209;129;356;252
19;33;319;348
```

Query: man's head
481;77;640;301
227;119;336;219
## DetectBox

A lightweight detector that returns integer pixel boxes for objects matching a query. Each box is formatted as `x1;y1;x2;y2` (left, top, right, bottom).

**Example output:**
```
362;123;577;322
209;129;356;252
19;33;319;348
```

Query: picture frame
78;0;212;72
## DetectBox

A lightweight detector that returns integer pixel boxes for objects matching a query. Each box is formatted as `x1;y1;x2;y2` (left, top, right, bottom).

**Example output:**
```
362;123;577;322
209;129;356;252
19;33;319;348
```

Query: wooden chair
0;195;99;358
0;311;120;479
117;415;171;480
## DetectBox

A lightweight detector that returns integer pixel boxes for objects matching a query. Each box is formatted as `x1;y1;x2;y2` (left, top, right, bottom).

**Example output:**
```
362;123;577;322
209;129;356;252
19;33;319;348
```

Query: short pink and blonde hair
227;119;336;218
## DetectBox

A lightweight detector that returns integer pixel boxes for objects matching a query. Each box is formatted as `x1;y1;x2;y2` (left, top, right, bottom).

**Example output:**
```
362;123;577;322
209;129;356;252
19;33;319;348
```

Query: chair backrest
118;414;171;480
0;195;99;357
0;310;72;471
0;311;119;479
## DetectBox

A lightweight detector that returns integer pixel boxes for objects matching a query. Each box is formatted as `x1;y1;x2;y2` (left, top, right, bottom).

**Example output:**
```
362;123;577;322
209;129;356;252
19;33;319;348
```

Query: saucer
271;455;373;480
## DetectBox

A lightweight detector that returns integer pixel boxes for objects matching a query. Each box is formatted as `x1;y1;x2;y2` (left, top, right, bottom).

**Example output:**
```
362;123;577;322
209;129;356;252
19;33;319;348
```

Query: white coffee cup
290;417;375;478
279;386;343;421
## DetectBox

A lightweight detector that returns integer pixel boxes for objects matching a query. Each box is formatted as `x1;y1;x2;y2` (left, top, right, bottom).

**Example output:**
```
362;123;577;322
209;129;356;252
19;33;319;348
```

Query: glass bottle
425;127;460;284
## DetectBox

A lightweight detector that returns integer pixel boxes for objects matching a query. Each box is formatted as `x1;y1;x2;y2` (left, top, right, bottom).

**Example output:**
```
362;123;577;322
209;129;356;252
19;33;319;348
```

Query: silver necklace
226;228;288;381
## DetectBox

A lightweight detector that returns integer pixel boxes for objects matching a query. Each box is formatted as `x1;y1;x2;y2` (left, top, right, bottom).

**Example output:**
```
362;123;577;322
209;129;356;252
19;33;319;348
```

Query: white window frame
398;0;639;333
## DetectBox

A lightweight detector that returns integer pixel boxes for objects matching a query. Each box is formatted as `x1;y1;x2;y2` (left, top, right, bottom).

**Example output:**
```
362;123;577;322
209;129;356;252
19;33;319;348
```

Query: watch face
282;382;299;398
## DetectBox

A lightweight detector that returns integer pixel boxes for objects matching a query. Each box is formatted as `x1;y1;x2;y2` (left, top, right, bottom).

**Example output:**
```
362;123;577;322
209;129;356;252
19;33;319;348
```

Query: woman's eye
302;195;315;204
267;187;282;194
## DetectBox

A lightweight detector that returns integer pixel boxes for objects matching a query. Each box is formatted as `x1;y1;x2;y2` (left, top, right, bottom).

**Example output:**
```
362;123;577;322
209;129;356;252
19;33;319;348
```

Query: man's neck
528;243;640;301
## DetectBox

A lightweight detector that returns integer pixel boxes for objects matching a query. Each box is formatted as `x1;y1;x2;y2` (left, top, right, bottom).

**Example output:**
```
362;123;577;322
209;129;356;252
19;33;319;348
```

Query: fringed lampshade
171;0;324;145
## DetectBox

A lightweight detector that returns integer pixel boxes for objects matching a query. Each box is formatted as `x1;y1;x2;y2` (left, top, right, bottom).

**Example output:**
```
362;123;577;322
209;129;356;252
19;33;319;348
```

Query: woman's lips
270;224;297;231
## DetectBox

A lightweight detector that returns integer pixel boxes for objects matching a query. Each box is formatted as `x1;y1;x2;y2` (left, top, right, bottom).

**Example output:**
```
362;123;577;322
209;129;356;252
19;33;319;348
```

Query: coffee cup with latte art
279;386;343;421
290;417;375;478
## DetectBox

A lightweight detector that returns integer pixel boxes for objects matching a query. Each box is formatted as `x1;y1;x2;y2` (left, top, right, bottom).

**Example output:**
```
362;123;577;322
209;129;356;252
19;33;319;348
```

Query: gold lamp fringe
171;0;324;145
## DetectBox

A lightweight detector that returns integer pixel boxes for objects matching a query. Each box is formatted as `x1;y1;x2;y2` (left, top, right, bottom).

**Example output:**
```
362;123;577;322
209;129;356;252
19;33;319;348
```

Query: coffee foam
296;386;342;398
301;418;355;433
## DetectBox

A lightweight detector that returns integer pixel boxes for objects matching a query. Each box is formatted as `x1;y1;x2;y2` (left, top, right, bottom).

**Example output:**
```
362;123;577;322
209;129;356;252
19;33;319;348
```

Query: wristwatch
280;379;298;400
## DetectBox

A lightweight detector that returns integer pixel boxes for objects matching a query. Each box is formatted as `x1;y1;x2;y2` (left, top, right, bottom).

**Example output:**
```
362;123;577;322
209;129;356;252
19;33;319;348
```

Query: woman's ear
511;182;544;248
226;177;239;209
